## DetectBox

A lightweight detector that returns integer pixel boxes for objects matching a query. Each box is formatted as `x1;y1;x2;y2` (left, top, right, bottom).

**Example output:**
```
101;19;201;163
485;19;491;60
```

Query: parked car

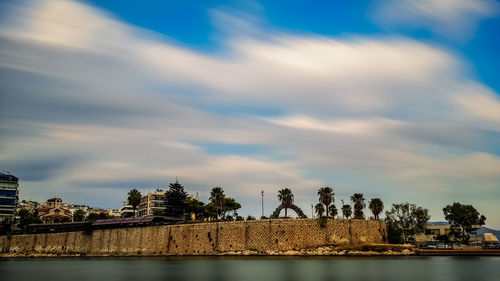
436;243;452;249
420;243;437;249
483;243;500;249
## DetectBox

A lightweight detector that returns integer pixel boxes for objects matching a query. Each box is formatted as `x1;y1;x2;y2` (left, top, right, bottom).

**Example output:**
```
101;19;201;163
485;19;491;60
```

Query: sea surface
1;256;499;281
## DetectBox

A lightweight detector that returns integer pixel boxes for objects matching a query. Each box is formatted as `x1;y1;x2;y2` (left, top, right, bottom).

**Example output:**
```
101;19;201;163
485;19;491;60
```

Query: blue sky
1;0;500;227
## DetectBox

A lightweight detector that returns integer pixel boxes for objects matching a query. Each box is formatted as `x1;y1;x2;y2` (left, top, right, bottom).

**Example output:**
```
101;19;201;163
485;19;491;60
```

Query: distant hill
476;227;500;239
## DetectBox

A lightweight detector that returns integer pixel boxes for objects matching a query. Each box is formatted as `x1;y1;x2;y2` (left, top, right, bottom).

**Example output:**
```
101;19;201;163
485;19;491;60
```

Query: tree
127;189;142;217
185;198;205;220
350;193;366;219
0;217;14;235
72;209;86;222
342;204;352;219
443;202;486;244
165;181;188;218
210;187;225;220
204;203;218;220
329;204;338;218
318;187;334;217
246;215;256;220
222;197;241;218
17;209;41;231
86;212;110;221
368;198;384;220
277;188;294;217
385;202;430;243
315;203;325;217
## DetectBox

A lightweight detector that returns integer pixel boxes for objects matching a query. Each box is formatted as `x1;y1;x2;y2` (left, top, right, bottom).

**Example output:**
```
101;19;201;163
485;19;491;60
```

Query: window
425;229;440;235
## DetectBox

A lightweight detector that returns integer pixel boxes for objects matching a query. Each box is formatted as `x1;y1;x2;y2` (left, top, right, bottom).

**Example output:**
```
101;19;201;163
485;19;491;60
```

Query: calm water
1;256;499;281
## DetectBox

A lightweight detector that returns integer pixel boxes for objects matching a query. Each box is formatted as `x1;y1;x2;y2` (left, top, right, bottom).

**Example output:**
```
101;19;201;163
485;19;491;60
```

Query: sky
0;0;500;227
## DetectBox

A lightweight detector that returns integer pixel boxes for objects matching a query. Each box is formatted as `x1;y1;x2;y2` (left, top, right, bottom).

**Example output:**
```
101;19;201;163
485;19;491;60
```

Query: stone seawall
0;219;387;256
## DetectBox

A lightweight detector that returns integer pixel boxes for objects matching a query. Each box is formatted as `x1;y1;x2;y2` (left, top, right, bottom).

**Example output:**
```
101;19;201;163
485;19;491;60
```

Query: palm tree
277;188;294;217
368;198;384;220
317;187;334;217
350;193;366;219
315;203;325;217
209;187;225;220
72;209;86;222
342;204;352;219
329;204;338;218
127;189;142;217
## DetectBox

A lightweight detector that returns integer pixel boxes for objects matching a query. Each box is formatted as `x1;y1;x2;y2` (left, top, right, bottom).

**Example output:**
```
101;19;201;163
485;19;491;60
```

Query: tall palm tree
277;188;294;217
368;198;384;220
210;187;225;220
315;203;325;217
317;187;334;217
329;204;338;218
342;204;352;219
350;193;366;219
127;189;142;217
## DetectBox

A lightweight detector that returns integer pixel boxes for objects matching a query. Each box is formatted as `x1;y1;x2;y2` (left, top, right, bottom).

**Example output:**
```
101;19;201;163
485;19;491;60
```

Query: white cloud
455;83;500;124
373;0;499;39
1;0;500;226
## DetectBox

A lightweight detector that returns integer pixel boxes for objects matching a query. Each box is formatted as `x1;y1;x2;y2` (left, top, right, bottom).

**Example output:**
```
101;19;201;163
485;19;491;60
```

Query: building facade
415;222;482;244
119;204;134;218
0;171;19;222
37;198;72;223
138;190;166;216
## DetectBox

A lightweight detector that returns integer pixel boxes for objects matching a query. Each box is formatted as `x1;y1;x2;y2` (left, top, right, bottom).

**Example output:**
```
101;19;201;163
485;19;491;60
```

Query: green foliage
317;216;328;228
72;209;86;222
185;198;205;220
341;204;352;219
17;209;41;230
164;181;188;218
350;193;366;219
317;187;334;216
127;189;142;216
222;197;241;218
385;202;430;243
368;198;384;220
443;202;486;244
204;203;218;220
260;216;268;219
329;204;338;218
235;216;244;221
386;221;403;244
86;212;110;222
277;188;294;217
209;187;225;219
246;215;256;221
0;217;14;235
315;203;325;217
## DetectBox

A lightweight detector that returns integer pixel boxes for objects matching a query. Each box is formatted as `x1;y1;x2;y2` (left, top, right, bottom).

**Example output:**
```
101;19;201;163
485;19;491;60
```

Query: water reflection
1;256;499;281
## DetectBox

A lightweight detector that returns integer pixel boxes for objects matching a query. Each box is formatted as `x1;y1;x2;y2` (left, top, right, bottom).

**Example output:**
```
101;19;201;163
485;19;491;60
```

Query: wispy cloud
1;0;499;225
373;0;499;40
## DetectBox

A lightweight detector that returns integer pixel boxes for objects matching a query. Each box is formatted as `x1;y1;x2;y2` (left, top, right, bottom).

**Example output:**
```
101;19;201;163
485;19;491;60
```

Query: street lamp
261;190;264;218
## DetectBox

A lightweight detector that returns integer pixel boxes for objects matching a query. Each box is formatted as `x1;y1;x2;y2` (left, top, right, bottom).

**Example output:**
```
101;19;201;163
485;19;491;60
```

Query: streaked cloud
0;0;499;226
373;0;499;39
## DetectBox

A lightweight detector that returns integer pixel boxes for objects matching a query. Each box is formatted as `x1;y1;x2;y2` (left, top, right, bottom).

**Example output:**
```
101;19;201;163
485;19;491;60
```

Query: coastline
1;243;416;258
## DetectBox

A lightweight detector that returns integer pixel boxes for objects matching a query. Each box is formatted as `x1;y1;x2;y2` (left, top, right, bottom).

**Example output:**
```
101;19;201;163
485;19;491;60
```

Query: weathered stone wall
0;219;386;256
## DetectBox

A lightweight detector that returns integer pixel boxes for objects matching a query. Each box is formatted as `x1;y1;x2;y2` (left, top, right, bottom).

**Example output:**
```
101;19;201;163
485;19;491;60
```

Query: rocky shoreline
0;243;416;257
